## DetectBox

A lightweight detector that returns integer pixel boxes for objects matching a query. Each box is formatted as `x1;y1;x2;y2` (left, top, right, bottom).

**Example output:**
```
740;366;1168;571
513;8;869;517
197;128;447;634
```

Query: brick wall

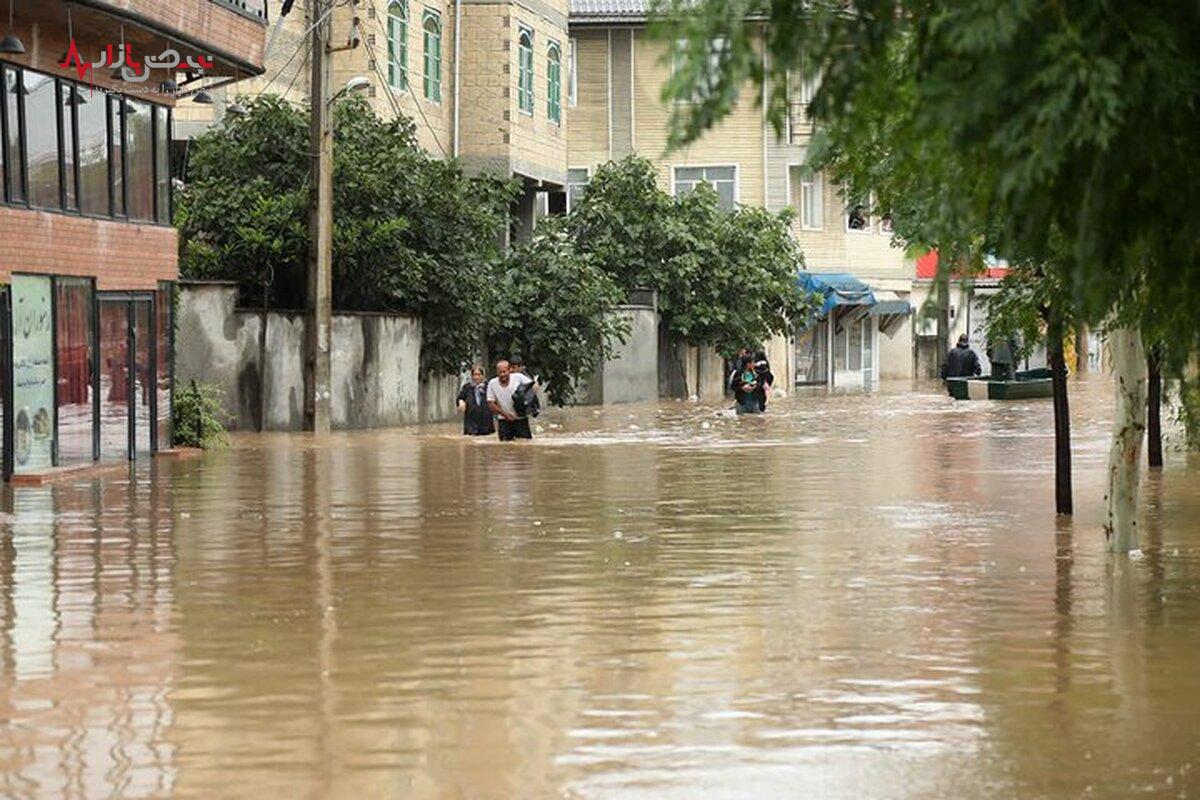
0;207;177;290
98;0;266;70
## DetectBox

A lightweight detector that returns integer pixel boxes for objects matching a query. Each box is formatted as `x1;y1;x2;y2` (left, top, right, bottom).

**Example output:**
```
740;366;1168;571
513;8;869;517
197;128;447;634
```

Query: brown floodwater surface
1;377;1199;799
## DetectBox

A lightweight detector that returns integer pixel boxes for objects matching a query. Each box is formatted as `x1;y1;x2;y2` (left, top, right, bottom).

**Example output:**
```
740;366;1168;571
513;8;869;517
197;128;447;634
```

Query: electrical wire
252;0;350;99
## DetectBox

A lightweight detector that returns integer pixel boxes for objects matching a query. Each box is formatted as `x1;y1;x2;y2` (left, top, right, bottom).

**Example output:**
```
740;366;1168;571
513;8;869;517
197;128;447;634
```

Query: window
797;168;823;230
566;167;589;211
518;26;534;115
672;37;728;104
154;106;170;223
673;165;736;211
0;65;170;223
387;0;409;90
423;10;442;102
845;191;872;233
2;65;24;203
547;41;562;124
109;96;124;216
60;83;77;211
24;72;60;210
77;88;109;216
568;38;578;107
125;98;154;222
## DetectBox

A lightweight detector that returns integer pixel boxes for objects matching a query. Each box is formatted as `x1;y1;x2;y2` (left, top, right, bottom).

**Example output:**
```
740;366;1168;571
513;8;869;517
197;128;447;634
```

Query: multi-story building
0;0;267;479
566;1;916;388
181;0;570;238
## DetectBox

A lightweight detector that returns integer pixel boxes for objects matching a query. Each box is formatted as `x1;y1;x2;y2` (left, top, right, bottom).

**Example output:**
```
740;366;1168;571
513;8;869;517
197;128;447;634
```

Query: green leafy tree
569;156;813;357
177;95;516;376
490;218;630;405
658;0;1200;552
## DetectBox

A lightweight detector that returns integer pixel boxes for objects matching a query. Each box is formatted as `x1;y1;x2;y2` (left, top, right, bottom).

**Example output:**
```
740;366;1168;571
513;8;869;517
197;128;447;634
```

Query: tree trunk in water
1047;319;1072;515
1147;347;1163;469
1105;327;1147;553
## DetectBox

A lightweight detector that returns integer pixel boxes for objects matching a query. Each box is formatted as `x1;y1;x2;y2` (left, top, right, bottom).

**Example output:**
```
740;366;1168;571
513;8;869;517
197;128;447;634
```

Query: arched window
423;10;442;102
386;0;408;90
546;42;562;124
517;27;534;115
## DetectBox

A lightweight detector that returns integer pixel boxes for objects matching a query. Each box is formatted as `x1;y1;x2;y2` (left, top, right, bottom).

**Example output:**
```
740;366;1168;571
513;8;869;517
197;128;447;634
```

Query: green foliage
1178;381;1200;451
173;380;229;450
176;95;516;375
491;218;630;405
657;0;1200;363
569;156;814;356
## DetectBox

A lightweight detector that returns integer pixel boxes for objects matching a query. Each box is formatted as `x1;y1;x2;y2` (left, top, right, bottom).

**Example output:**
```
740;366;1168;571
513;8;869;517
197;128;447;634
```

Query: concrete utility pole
305;0;333;433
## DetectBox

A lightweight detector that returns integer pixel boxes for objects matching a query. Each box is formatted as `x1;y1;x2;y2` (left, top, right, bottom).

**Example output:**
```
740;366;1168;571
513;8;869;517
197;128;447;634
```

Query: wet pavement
1;376;1199;799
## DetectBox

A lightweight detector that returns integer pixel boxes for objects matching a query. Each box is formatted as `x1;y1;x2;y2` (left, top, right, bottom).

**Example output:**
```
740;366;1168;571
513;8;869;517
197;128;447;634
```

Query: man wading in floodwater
487;359;535;441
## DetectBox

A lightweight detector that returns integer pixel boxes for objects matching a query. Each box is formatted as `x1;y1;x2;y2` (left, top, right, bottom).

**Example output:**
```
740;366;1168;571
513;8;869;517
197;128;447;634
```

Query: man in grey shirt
486;359;534;441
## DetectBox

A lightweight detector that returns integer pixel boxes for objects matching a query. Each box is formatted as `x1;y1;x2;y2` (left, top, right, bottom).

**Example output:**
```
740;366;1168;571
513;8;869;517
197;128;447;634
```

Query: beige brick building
176;0;917;387
566;1;916;386
182;0;571;237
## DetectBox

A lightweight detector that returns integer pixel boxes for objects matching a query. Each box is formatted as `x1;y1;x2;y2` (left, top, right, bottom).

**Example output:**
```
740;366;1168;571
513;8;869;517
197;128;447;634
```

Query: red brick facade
0;207;177;290
97;0;267;72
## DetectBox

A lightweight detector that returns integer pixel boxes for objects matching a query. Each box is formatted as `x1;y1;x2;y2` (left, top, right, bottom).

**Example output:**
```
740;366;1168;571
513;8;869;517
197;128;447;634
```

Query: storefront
0;278;173;478
1;59;176;479
793;273;911;389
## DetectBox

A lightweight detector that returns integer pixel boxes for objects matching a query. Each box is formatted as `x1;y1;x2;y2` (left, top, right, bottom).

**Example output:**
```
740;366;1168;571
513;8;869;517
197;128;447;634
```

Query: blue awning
798;272;876;316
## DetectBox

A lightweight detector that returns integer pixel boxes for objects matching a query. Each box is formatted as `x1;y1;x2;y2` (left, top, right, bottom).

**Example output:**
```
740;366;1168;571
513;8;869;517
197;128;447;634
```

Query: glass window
566;167;588;211
155;105;170;223
55;278;95;465
124;99;153;221
673;165;736;211
134;300;152;454
848;316;863;371
423;10;442;103
156;283;173;450
98;300;129;461
3;66;24;202
24;72;60;210
109;96;124;216
387;0;408;90
798;168;823;230
845;191;872;232
60;83;77;211
672;37;728;104
547;42;562;124
517;27;534;115
77;88;108;216
568;38;577;107
11;275;55;473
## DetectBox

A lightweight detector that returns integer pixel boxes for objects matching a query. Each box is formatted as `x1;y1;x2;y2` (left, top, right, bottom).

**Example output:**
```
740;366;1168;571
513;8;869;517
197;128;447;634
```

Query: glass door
98;298;131;461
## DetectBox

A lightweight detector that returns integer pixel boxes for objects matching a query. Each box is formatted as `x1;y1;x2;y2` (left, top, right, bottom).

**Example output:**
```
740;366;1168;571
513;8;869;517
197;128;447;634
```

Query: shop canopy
868;290;914;336
798;272;914;334
798;272;876;316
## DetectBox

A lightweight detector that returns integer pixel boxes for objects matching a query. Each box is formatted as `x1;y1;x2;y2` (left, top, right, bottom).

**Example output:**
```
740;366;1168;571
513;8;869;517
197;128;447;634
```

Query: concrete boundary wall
176;282;425;431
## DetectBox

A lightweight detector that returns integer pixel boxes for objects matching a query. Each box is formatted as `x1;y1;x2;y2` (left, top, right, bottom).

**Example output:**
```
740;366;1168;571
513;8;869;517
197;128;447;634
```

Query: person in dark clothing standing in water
457;365;495;436
753;350;774;411
732;355;762;414
941;333;982;379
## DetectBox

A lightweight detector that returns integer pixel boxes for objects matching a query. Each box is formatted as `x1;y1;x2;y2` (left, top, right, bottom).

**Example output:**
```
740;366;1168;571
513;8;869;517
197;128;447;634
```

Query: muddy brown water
1;377;1199;799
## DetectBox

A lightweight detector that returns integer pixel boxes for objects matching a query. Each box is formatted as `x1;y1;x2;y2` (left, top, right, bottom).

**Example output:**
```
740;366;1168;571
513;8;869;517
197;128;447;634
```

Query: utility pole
305;0;333;433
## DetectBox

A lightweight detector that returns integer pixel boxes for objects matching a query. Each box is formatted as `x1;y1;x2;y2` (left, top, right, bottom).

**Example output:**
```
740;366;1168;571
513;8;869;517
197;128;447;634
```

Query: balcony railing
209;0;268;22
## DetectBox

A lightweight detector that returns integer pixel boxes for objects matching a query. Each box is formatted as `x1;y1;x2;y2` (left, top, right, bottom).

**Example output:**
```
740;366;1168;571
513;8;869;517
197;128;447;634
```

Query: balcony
209;0;268;23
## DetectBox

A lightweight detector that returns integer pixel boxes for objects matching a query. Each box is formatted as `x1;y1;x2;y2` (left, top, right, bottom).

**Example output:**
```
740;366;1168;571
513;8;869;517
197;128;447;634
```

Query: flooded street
2;377;1199;799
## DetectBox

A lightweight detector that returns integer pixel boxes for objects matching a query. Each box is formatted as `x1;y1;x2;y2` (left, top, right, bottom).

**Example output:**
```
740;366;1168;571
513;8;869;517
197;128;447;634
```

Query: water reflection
0;377;1198;798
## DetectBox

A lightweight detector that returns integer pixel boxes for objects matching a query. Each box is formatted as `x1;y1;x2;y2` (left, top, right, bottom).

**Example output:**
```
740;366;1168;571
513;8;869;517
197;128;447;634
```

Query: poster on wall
12;275;55;472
